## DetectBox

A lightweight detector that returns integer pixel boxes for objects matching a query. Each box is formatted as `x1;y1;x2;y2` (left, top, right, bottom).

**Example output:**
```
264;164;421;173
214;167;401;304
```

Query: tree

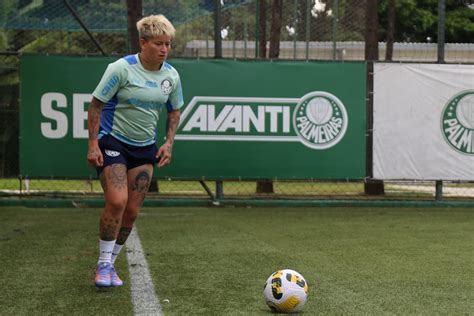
258;0;267;58
126;0;142;54
378;0;474;43
365;0;379;60
269;0;283;59
385;0;395;60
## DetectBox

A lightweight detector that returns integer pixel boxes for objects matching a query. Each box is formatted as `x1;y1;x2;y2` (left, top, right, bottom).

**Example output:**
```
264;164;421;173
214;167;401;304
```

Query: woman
87;14;183;287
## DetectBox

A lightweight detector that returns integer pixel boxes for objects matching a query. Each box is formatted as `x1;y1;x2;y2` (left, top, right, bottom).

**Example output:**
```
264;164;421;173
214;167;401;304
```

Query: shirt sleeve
92;60;125;103
166;73;184;112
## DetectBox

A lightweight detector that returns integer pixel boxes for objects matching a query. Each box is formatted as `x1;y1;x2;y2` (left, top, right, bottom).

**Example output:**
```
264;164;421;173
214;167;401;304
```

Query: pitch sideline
126;226;162;315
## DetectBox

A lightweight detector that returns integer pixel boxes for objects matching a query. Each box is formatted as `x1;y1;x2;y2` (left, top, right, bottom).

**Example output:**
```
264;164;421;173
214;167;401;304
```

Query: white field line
387;185;474;197
126;226;162;316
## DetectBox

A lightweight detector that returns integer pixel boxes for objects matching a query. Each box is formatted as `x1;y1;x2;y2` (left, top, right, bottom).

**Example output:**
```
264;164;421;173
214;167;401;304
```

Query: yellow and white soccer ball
263;269;309;313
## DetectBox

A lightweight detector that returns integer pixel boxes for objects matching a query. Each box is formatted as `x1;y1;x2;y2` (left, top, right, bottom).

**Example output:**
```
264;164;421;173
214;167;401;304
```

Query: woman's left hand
156;142;172;168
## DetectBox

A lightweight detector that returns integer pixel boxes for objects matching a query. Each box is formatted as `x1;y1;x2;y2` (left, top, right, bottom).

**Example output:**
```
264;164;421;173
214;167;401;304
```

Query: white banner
373;63;474;180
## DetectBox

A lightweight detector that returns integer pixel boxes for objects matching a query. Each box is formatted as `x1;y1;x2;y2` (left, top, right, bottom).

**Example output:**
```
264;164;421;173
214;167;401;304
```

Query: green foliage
446;7;474;42
0;0;20;25
379;0;474;42
0;31;7;51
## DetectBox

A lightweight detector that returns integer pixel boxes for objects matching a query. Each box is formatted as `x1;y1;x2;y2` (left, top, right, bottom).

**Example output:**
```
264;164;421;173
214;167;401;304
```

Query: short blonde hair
136;14;176;39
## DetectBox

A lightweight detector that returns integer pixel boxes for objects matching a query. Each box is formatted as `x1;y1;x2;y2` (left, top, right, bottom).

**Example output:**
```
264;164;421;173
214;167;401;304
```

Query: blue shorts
97;134;159;175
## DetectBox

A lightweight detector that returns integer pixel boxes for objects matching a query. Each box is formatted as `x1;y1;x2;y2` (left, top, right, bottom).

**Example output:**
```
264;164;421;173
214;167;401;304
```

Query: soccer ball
263;269;309;313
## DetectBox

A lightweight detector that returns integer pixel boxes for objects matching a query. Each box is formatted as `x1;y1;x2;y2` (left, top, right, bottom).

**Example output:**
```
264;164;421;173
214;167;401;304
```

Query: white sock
98;239;116;264
111;243;124;265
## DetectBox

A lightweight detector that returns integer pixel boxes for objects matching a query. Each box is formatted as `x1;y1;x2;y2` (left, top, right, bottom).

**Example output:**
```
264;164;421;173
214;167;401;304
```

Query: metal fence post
293;0;297;60
435;180;443;201
332;0;339;60
437;0;446;63
255;0;260;59
216;181;224;199
18;175;22;195
305;0;311;60
214;0;222;58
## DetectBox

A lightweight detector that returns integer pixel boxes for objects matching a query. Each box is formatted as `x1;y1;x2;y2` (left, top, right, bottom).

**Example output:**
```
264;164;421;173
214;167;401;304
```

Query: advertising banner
20;54;366;179
373;63;474;180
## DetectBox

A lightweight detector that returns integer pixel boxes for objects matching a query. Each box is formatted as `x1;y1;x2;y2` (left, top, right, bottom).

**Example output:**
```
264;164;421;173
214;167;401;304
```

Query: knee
105;197;128;214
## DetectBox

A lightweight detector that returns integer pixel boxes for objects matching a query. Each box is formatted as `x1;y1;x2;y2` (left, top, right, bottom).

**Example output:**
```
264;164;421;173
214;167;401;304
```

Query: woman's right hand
87;142;104;167
87;97;104;167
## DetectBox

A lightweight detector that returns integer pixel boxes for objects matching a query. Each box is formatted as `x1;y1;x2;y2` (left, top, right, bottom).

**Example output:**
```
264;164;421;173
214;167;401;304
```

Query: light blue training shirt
92;54;184;146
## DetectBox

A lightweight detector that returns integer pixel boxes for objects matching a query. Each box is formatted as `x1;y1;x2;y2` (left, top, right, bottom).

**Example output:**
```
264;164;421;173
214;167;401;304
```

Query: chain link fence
1;178;473;202
1;0;473;202
2;0;473;60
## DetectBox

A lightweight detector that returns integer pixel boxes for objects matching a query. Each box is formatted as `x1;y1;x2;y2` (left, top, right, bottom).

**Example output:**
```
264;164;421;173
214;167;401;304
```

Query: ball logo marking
263;269;309;313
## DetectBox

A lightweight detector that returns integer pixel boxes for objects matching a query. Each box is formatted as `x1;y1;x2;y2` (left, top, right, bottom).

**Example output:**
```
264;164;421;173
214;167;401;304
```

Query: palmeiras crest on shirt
293;91;348;149
441;90;474;155
161;79;173;95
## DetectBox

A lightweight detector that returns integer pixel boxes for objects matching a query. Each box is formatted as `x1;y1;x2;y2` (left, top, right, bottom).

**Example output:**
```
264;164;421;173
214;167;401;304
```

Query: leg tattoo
109;164;127;190
116;227;132;245
132;171;150;193
131;171;151;204
99;215;120;241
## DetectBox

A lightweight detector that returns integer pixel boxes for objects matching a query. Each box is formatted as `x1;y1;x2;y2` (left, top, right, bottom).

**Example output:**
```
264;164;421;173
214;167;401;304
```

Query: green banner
20;54;366;179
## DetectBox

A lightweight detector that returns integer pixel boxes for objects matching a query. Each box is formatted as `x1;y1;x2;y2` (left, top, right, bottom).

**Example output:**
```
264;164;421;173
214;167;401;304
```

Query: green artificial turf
138;207;474;315
0;206;473;315
0;207;132;315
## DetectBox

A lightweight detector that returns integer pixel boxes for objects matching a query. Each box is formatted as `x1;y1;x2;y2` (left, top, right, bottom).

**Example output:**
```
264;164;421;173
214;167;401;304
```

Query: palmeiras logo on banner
441;90;474;155
293;91;348;149
176;91;348;150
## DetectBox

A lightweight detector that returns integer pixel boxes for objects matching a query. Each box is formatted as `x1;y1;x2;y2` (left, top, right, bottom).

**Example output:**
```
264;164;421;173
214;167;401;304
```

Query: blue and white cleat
95;262;112;287
110;265;124;287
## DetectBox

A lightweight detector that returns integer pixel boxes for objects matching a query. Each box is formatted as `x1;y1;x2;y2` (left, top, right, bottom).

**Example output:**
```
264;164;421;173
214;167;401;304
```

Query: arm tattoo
165;110;181;146
88;98;103;141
